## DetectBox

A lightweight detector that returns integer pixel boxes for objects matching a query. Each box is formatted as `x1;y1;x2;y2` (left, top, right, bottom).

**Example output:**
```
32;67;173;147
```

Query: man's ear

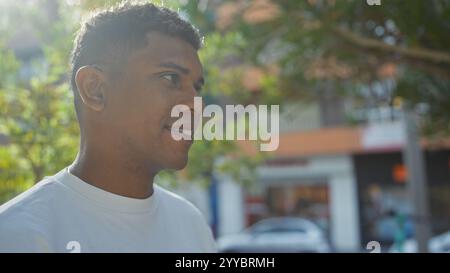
75;65;107;112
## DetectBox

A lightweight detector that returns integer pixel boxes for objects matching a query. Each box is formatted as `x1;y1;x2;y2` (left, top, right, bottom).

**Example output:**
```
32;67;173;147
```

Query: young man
0;2;216;253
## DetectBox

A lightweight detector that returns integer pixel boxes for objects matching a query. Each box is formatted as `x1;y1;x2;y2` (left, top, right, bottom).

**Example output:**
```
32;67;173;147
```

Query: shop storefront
354;150;450;247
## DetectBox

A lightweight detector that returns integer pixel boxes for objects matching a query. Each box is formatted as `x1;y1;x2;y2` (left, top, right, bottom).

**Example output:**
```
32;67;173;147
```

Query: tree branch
334;27;450;65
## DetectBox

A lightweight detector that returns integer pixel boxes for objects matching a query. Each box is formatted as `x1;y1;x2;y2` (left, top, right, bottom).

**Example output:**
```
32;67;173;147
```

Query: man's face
103;32;203;171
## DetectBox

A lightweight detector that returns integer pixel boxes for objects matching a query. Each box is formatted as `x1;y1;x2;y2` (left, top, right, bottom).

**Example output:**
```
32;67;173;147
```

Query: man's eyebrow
158;62;190;74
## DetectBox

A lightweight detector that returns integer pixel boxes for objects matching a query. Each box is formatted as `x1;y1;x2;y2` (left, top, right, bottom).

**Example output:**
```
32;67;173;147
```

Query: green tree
0;0;79;203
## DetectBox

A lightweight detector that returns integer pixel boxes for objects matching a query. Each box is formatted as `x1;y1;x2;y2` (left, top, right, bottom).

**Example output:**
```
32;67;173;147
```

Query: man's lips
164;124;193;140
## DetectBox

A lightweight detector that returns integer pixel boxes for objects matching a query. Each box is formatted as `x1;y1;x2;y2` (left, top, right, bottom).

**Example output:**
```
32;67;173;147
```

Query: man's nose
182;86;203;111
178;87;203;130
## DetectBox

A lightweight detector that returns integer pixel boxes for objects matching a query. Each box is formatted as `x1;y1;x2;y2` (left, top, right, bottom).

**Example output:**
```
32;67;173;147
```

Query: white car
388;230;450;253
217;217;332;253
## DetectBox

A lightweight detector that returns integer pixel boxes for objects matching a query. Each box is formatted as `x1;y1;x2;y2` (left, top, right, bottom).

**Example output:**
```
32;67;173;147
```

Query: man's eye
194;83;203;94
161;73;180;87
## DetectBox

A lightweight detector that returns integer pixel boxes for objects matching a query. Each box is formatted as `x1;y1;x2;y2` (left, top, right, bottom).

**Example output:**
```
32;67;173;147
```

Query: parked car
217;217;332;253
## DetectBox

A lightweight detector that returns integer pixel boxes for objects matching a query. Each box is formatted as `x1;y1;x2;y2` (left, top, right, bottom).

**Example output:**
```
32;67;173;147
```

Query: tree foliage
189;0;450;132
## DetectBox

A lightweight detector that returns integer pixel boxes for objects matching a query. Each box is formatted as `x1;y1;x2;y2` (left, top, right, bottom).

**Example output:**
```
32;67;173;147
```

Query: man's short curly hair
70;1;202;116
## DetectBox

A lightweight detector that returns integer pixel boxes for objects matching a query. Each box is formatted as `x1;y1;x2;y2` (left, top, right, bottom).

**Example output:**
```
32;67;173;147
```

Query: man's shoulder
154;184;204;219
154;185;217;252
0;172;66;252
0;171;65;230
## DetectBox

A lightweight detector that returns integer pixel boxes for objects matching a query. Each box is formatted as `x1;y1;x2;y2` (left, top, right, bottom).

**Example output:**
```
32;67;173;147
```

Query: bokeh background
1;0;449;253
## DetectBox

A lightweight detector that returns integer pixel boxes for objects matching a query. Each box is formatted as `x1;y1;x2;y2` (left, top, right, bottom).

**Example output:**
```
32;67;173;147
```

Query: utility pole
402;106;431;253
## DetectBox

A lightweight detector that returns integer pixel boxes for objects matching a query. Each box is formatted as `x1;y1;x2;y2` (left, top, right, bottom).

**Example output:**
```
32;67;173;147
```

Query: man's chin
165;156;189;171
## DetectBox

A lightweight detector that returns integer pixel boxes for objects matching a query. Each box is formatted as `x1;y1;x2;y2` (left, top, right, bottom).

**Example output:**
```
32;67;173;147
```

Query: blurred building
175;103;450;252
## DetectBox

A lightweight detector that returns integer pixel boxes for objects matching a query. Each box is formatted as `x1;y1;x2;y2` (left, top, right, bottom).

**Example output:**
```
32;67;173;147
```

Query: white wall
329;171;361;251
216;175;246;237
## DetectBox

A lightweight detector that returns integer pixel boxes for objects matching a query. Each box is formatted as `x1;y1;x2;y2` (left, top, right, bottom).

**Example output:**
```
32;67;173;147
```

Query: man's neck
69;150;156;199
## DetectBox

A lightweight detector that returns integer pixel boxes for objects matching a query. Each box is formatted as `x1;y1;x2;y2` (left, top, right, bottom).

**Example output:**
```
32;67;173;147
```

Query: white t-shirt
0;168;217;253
